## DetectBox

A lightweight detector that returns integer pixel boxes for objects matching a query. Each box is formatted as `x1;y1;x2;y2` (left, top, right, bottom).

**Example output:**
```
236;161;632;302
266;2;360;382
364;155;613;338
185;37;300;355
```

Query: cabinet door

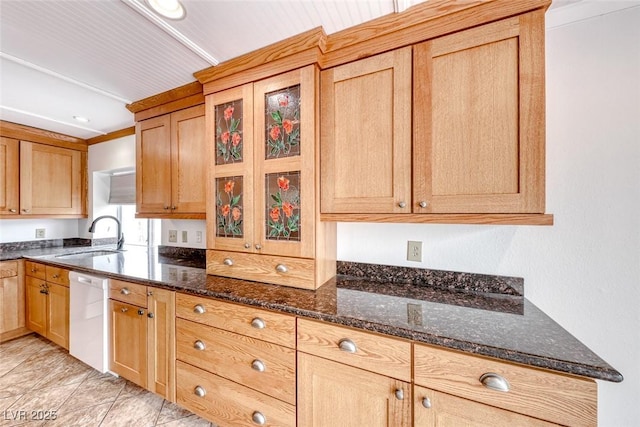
109;299;147;387
20;141;83;215
413;11;545;213
0;137;19;215
25;276;47;336
298;352;411;427
207;83;256;252
136;114;172;214
171;105;206;214
147;288;175;401
47;282;69;349
321;47;412;214
254;65;317;258
414;386;555;426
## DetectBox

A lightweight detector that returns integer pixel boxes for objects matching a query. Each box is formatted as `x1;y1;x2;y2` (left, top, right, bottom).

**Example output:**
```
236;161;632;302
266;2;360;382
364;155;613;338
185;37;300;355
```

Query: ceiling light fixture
73;115;90;123
146;0;185;20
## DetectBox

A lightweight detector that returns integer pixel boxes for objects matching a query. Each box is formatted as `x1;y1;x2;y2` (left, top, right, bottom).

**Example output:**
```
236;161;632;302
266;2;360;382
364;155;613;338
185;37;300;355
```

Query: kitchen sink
55;249;122;259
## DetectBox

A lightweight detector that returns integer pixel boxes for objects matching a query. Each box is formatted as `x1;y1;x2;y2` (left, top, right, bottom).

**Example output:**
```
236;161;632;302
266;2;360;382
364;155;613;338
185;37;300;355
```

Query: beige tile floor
0;334;215;427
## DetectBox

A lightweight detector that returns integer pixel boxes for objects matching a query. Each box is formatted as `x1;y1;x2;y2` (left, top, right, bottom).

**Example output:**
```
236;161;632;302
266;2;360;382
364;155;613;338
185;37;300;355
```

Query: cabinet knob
194;386;206;397
244;243;251;249
52;274;59;279
22;209;30;213
147;312;154;318
31;268;37;273
421;397;432;408
275;264;288;273
171;206;177;210
252;411;266;426
223;258;234;266
394;388;404;400
137;309;145;316
479;373;510;392
419;201;428;208
255;244;262;250
398;201;407;208
193;304;206;314
193;340;206;351
9;209;16;213
338;338;357;353
121;307;128;313
147;290;153;296
164;206;170;210
251;359;266;372
120;288;130;295
251;317;265;329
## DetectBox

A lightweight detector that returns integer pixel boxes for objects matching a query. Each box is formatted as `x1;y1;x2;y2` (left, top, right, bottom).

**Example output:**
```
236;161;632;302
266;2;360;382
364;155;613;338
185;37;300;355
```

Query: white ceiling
0;0;636;140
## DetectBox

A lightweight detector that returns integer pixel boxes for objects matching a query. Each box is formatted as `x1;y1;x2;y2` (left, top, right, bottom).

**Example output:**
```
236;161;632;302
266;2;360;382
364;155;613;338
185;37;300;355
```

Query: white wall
337;6;640;426
160;219;206;249
0;219;79;243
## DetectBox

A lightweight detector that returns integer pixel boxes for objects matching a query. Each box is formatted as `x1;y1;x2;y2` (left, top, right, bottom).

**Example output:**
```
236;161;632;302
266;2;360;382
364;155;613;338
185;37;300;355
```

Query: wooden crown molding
126;81;204;121
86;126;135;145
0;120;88;151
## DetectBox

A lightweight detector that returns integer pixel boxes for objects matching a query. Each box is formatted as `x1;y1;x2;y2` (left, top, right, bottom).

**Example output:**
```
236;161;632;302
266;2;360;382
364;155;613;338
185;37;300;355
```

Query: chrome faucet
88;215;124;250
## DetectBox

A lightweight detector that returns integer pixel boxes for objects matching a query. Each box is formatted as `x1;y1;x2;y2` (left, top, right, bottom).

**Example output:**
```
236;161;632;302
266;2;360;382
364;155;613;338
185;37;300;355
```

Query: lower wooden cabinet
0;260;28;342
108;281;175;401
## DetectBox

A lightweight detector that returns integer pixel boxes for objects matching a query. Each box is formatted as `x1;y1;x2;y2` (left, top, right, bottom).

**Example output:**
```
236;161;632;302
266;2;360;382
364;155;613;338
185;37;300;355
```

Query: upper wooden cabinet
321;10;550;224
0;137;19;215
136;104;206;218
20;141;84;216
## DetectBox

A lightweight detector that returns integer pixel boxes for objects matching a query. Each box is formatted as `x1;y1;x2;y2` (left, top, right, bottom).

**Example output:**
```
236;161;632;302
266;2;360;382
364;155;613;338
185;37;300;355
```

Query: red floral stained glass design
265;171;300;241
264;85;301;159
215;100;243;165
216;176;243;238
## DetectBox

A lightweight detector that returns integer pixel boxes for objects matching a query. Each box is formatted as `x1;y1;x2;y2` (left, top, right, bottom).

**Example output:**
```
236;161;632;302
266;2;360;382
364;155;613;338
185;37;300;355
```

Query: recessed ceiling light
146;0;186;20
73;115;90;123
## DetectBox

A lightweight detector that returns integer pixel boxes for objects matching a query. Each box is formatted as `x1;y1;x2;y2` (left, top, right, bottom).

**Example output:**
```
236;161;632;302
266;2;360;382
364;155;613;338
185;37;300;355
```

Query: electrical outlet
168;230;178;243
407;303;423;326
407;240;422;262
181;230;188;243
35;228;46;238
196;231;202;243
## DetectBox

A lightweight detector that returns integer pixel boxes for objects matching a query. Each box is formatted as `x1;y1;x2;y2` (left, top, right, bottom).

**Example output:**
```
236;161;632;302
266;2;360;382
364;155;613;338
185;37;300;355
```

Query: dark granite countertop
3;245;622;383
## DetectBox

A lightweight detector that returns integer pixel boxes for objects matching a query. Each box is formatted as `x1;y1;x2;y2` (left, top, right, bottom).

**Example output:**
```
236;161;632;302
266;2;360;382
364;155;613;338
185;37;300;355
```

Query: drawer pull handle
121;307;128;313
275;264;288;273
398;201;407;208
338;338;357;353
419;201;428;208
194;340;206;351
194;386;206;397
479;373;510;392
422;397;432;408
255;244;262;250
52;274;59;279
137;309;145;316
394;388;404;400
252;411;266;425
244;243;251;249
223;258;234;266
193;304;206;314
251;317;266;329
120;288;130;295
251;359;266;372
9;209;17;213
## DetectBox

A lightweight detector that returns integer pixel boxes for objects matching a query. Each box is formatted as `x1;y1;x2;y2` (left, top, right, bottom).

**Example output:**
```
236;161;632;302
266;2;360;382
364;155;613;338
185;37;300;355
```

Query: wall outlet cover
407;241;422;262
181;230;188;243
168;230;178;243
35;228;46;239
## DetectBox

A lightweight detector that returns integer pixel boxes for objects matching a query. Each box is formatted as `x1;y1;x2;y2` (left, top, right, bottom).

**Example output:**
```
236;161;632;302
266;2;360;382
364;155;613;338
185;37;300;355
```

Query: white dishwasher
69;271;109;373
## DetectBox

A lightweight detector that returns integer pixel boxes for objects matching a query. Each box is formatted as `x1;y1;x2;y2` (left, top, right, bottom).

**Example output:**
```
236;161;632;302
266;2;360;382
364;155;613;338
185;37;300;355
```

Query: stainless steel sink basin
55;249;121;259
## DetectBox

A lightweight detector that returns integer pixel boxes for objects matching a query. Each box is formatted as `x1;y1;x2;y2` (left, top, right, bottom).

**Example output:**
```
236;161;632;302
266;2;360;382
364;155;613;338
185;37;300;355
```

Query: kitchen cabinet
206;65;336;289
0;260;28;342
175;293;296;426
24;261;69;349
0;137;19;215
321;10;547;222
20;141;84;216
296;318;412;426
136;104;206;218
108;279;175;400
413;343;597;426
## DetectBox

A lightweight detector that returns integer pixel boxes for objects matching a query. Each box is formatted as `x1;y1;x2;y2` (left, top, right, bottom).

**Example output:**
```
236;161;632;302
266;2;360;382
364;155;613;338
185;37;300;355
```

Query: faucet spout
88;215;124;250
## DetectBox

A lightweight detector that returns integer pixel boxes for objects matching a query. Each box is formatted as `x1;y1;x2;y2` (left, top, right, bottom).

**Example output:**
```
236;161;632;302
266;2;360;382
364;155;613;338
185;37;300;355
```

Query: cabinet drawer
177;360;295;427
25;261;46;279
176;293;295;348
207;249;316;290
297;318;411;382
45;266;69;287
109;279;147;307
0;261;18;278
413;343;597;426
176;318;296;405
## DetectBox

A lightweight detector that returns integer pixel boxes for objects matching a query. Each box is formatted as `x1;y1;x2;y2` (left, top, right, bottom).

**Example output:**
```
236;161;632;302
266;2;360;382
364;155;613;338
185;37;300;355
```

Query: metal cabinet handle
338;338;357;353
398;201;407;208
244;243;251;249
194;340;206;351
164;206;170;210
223;258;234;266
252;411;266;425
422;397;432;408
171;206;177;210
147;290;153;296
138;309;145;316
9;209;16;213
394;389;404;400
52;274;59;279
479;373;510;392
419;201;428;208
251;318;265;329
254;244;262;250
194;386;206;397
120;288;130;295
275;264;288;273
121;307;128;313
251;359;266;372
147;312;154;318
22;209;30;213
193;304;206;314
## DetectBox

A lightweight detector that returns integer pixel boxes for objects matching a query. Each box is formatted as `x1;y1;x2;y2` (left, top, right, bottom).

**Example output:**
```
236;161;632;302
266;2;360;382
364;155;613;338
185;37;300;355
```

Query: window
116;205;158;247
